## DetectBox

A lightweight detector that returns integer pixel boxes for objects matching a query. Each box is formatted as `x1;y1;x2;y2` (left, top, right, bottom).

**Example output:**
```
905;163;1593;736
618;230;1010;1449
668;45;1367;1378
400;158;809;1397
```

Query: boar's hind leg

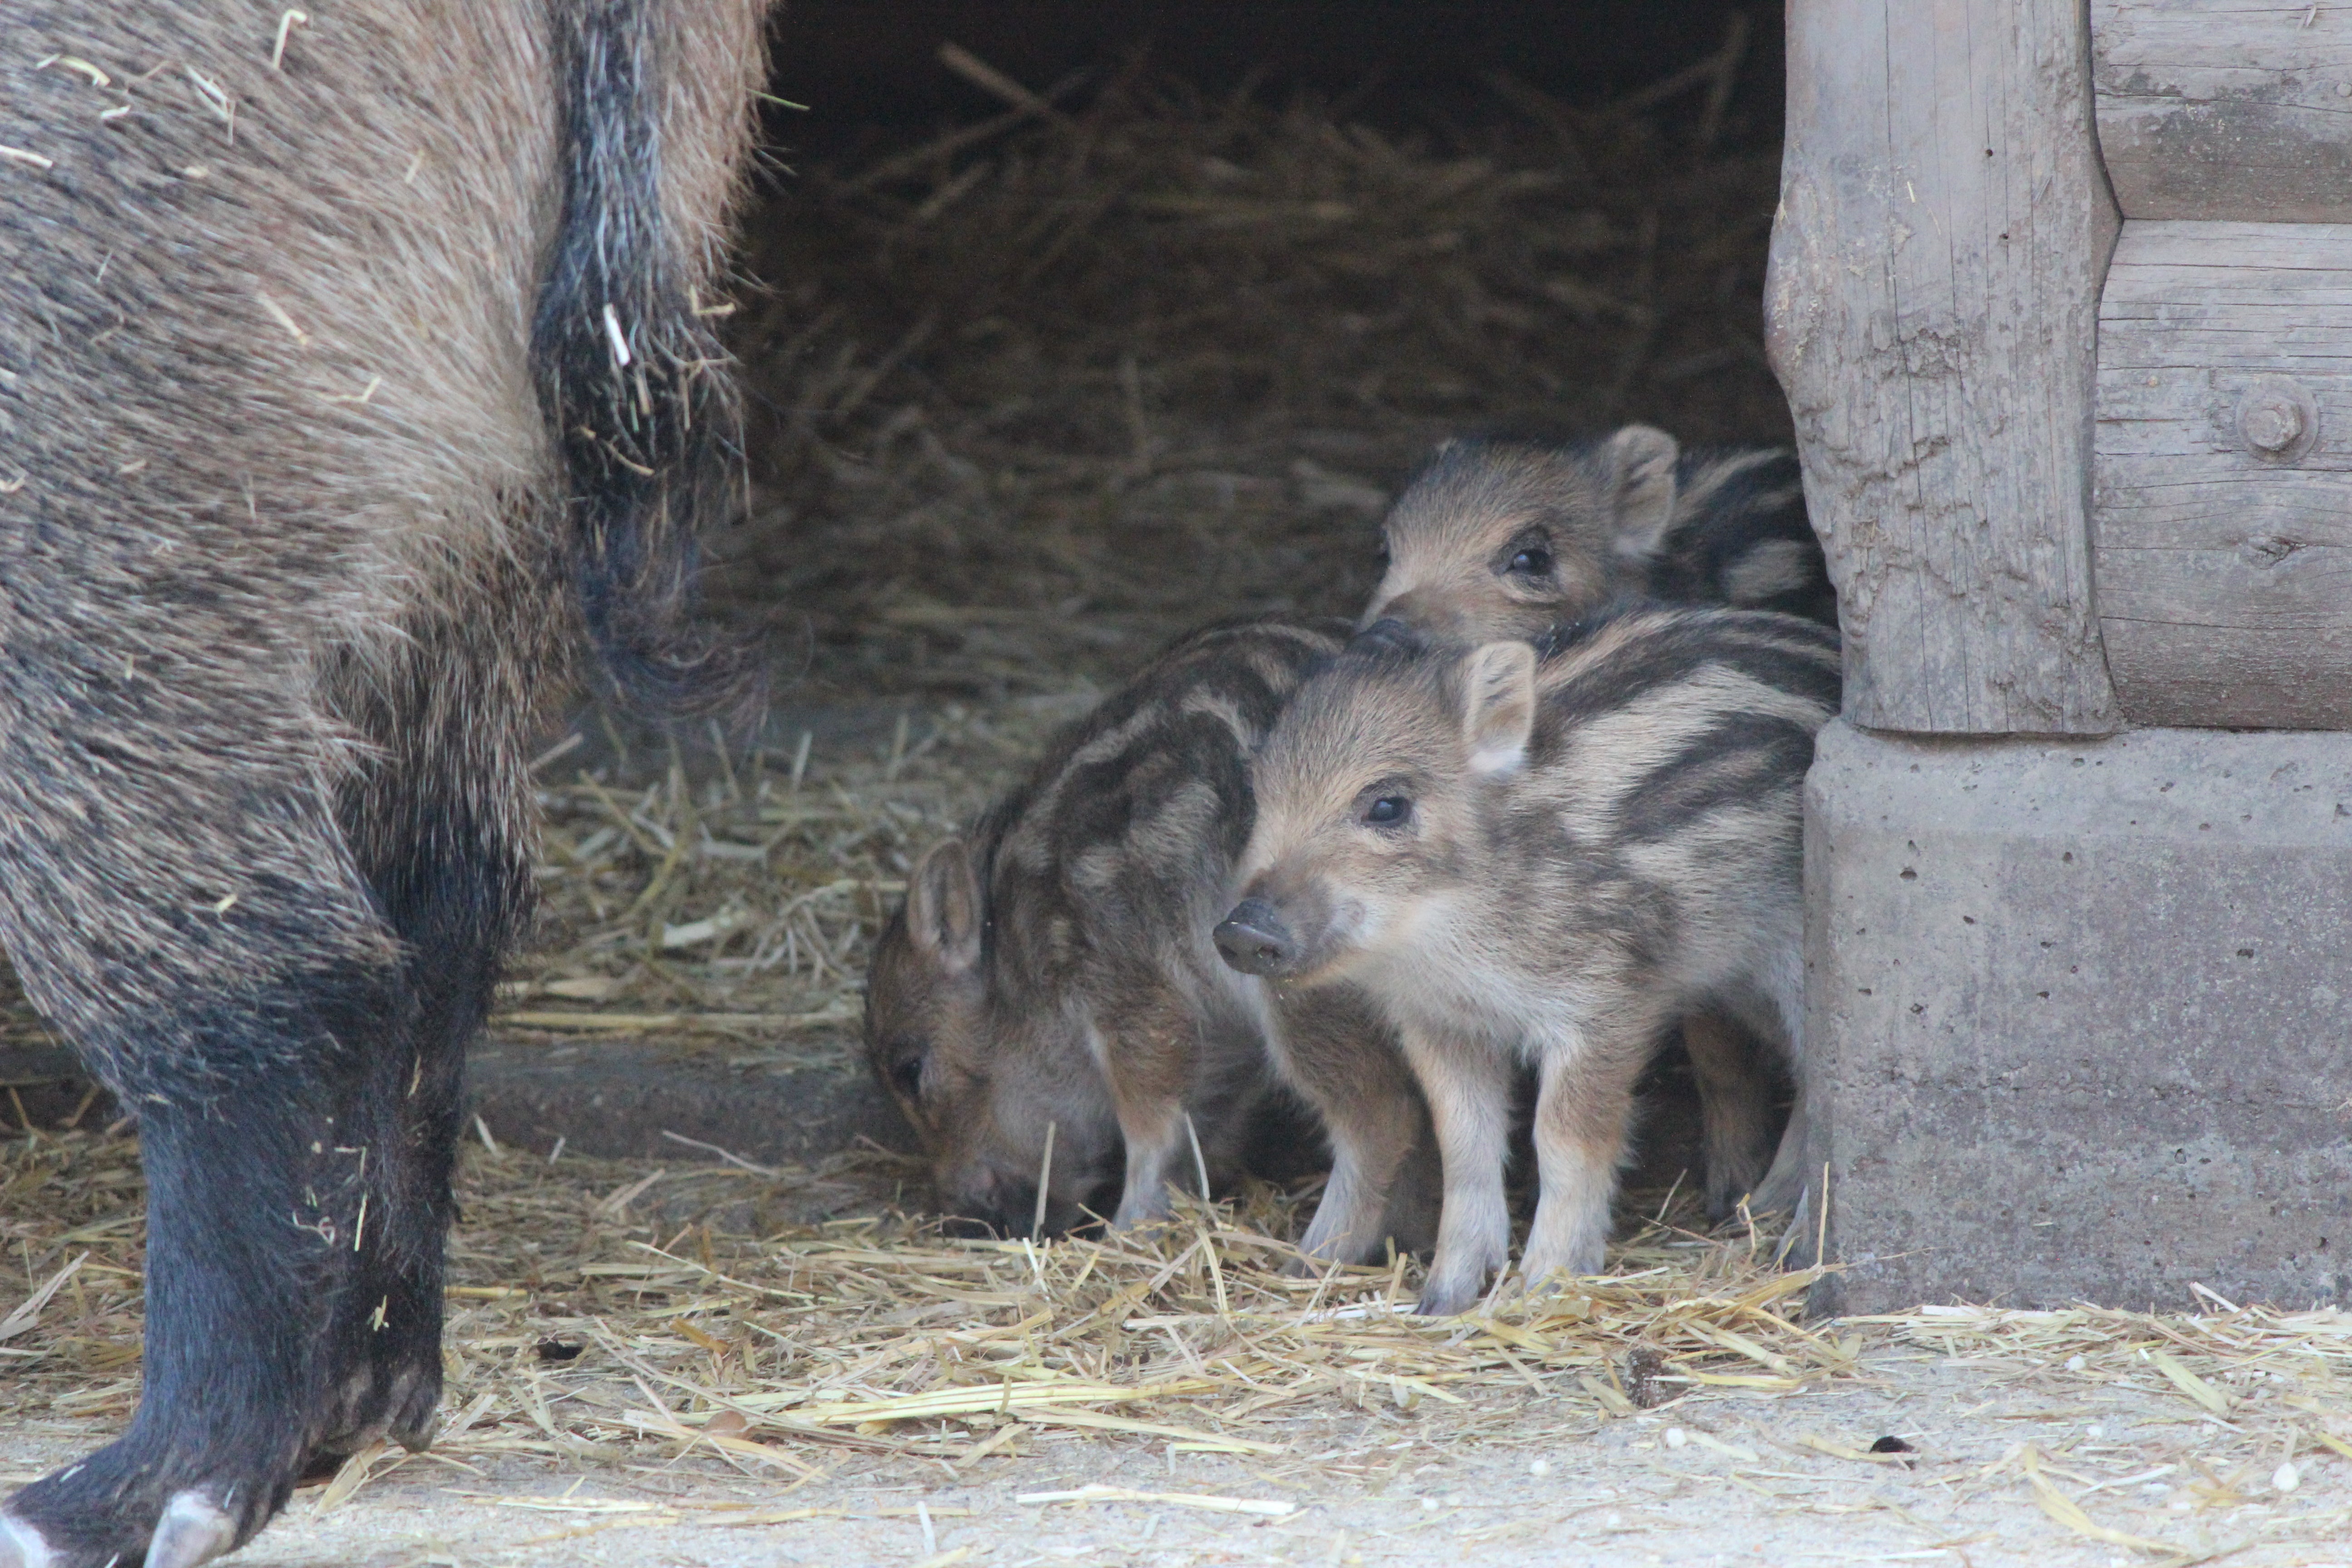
324;608;551;1460
0;676;429;1566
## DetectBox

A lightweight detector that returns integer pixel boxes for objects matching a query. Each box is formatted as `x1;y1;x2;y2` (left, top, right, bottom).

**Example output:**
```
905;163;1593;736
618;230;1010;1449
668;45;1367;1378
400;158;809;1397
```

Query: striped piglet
866;616;1434;1258
1217;608;1839;1312
1362;426;1832;641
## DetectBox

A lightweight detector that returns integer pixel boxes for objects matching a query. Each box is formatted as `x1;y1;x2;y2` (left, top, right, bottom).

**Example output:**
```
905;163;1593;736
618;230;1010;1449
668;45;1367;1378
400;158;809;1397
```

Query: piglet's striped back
1526;608;1842;846
1649;450;1834;627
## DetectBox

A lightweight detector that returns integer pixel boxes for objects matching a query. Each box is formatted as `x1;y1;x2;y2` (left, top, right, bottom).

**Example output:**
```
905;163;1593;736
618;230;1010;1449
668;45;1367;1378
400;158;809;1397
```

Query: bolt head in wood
2233;377;2320;463
2242;400;2302;452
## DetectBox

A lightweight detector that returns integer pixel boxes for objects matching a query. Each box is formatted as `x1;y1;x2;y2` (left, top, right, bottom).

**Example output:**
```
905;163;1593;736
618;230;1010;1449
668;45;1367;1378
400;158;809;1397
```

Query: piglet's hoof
1773;1186;1820;1269
1516;1245;1605;1297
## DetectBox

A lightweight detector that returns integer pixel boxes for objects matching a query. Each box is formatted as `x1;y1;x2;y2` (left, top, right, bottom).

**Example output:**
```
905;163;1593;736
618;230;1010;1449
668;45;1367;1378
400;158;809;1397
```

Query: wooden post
1767;0;2122;735
1789;0;2352;1318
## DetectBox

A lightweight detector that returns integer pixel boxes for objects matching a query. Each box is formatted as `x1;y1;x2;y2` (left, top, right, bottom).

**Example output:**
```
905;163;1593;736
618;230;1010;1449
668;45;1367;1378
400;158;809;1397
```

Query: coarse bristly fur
1361;425;1833;645
865;616;1437;1262
0;5;769;1565
1225;609;1840;1315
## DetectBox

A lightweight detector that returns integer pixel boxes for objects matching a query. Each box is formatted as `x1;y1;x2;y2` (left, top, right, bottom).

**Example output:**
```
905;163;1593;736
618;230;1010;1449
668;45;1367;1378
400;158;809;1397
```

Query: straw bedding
6;1126;2352;1558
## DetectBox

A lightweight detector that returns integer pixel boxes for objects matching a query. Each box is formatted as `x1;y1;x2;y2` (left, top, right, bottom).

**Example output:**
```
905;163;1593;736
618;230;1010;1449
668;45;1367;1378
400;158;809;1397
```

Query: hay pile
505;696;1059;1061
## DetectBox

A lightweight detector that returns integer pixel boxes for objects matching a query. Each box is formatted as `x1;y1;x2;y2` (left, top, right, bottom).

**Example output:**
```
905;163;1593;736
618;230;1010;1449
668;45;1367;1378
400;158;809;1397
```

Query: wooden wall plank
1767;0;2121;735
2096;219;2352;728
2094;0;2352;223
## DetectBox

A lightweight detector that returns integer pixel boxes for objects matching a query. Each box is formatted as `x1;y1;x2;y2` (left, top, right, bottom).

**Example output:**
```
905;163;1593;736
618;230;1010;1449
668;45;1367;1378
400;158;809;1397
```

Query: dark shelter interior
715;0;1793;697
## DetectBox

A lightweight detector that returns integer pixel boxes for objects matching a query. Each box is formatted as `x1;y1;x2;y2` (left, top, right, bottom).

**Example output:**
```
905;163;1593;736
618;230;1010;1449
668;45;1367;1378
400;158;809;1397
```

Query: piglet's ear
908;839;983;973
1604;423;1681;560
1461;641;1538;776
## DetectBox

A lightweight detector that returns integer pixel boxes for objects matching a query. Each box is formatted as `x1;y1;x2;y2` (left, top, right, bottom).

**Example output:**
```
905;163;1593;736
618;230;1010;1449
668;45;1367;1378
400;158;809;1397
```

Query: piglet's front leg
1098;987;1205;1231
1396;1021;1515;1315
1111;1110;1191;1230
1268;987;1430;1272
1519;1018;1658;1289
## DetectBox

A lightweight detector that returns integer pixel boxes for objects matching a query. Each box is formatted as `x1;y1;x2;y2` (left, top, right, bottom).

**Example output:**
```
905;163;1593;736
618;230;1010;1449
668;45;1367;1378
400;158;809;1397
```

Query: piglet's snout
1215;898;1297;976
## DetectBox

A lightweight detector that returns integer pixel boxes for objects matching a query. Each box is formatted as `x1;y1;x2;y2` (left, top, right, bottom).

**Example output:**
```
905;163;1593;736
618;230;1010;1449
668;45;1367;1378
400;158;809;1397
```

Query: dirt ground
10;1388;2352;1568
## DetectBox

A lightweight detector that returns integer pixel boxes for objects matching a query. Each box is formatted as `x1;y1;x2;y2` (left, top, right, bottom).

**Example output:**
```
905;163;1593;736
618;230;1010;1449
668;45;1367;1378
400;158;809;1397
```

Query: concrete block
1805;719;2352;1313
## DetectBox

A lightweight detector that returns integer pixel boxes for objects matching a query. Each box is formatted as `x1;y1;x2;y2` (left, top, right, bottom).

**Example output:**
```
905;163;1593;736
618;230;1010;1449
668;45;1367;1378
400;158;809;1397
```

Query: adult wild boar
0;4;768;1563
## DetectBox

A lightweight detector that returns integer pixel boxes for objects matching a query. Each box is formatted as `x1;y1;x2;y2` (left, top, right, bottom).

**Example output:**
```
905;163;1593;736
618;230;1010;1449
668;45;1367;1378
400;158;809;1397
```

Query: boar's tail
530;0;760;719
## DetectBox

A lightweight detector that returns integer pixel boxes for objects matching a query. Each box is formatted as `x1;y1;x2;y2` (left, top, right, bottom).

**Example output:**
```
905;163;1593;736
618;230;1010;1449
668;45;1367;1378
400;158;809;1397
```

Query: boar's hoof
0;1515;51;1568
384;1366;443;1454
1213;901;1295;976
142;1493;237;1568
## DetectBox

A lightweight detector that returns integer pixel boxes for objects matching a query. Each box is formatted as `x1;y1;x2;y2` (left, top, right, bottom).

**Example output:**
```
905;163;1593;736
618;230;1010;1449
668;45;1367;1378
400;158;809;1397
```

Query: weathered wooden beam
2094;0;2352;224
2096;219;2352;729
1768;0;2122;735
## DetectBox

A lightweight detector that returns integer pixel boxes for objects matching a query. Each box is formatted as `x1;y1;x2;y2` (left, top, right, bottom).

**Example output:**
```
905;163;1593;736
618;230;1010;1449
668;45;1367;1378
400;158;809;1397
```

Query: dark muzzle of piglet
1214;898;1298;976
939;1168;1041;1239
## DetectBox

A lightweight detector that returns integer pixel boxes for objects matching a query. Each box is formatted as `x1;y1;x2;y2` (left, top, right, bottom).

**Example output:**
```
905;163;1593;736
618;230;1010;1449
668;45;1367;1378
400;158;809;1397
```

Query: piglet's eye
1362;796;1411;827
890;1055;925;1101
1507;546;1553;576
